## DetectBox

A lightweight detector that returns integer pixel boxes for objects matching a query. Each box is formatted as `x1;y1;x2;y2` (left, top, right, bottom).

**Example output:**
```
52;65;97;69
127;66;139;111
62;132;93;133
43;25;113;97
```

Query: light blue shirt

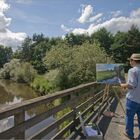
126;65;140;103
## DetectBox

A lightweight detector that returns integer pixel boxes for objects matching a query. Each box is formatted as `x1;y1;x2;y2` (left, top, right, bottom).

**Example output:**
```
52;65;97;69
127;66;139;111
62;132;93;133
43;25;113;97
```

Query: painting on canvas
96;64;126;85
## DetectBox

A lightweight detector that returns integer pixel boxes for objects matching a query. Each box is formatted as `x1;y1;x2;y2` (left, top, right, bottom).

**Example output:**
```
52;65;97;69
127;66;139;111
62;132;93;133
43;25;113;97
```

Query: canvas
96;64;126;85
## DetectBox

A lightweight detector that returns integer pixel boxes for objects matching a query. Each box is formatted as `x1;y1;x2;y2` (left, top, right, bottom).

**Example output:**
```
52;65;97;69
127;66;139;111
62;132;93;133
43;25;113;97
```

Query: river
0;79;56;139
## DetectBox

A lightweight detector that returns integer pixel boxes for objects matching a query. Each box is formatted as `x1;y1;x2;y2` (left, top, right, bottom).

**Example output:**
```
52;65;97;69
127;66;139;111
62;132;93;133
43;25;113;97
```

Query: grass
97;70;116;81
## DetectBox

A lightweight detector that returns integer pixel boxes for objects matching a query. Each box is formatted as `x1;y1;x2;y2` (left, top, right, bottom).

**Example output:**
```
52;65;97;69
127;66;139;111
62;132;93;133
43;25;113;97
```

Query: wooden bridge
0;82;136;140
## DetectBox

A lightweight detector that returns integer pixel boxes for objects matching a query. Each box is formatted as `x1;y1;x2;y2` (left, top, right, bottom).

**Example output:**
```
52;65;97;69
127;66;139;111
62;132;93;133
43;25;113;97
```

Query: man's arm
120;83;133;89
120;83;128;88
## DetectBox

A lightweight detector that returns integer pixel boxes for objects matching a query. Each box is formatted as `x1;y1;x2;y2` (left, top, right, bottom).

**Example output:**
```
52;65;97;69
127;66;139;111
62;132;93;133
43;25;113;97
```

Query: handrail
0;82;114;139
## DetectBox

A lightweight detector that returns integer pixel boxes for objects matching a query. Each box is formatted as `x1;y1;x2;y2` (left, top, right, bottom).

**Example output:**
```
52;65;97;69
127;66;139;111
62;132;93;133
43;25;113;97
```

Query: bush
31;70;60;94
44;42;113;89
0;59;37;83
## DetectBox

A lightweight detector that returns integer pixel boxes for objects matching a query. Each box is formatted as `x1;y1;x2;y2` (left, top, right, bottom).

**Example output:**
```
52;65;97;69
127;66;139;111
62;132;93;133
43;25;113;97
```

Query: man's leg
136;104;140;139
125;99;137;138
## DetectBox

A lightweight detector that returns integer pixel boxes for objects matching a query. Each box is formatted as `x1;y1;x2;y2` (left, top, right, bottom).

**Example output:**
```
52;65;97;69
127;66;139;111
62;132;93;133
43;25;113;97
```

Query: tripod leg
112;87;125;115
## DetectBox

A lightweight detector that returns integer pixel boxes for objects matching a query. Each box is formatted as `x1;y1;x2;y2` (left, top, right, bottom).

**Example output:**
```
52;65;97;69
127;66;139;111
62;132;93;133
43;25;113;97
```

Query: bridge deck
104;96;139;140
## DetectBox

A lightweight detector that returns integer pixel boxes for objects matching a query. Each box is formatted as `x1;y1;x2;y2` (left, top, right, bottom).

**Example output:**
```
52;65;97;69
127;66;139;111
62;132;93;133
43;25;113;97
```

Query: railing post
70;91;77;133
14;110;25;139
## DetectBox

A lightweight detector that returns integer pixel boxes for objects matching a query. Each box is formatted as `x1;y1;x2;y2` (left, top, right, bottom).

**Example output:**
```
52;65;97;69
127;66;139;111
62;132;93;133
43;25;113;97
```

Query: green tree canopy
90;28;114;54
44;42;113;89
0;45;13;68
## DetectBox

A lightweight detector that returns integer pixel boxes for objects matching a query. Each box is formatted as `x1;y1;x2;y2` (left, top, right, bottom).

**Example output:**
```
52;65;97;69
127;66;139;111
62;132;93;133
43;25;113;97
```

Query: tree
15;34;51;74
126;25;140;56
65;33;89;47
44;42;113;89
32;33;46;42
91;28;114;54
20;37;33;62
111;31;128;63
0;59;36;83
0;45;13;68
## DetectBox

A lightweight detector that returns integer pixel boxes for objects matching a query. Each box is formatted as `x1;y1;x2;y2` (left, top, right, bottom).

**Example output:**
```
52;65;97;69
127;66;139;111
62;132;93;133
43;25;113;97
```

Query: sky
0;0;140;50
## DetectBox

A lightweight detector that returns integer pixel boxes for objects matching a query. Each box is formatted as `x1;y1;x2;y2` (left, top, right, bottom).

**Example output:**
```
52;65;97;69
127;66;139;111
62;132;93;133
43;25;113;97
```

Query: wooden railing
0;82;116;139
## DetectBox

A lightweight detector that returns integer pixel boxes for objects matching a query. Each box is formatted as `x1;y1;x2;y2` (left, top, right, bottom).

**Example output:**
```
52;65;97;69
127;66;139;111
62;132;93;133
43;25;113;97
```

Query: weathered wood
30;111;75;139
67;96;113;140
0;82;116;140
0;82;98;120
0;90;98;139
14;110;25;139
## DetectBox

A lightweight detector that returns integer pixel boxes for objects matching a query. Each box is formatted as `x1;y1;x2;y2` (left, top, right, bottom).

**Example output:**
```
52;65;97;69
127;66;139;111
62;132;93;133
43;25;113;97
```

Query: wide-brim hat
128;53;140;60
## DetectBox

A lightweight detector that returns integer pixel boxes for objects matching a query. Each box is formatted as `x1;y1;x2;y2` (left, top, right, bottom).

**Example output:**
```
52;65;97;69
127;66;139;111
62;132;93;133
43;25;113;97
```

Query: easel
112;86;125;115
102;84;125;117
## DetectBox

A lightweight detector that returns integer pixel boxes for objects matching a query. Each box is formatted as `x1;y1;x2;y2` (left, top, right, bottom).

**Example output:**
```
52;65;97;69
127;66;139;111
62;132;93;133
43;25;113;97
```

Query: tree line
0;25;140;94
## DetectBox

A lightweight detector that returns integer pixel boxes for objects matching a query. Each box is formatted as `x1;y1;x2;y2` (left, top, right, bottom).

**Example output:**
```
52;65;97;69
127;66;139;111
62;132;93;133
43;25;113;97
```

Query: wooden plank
0;90;97;139
50;120;75;140
67;96;113;139
51;92;104;139
0;82;98;120
14;110;25;139
30;111;75;139
0;82;108;140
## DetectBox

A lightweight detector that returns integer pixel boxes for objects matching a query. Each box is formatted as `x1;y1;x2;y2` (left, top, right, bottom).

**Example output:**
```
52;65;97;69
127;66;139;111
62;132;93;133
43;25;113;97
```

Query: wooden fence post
14;110;25;139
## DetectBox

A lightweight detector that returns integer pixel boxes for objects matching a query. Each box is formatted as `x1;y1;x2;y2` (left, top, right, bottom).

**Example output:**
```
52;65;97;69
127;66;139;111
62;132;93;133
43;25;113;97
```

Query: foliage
0;59;37;83
0;45;13;68
14;34;50;74
65;33;89;46
1;25;140;90
31;70;59;94
111;31;128;63
111;25;140;71
90;28;114;54
44;42;113;89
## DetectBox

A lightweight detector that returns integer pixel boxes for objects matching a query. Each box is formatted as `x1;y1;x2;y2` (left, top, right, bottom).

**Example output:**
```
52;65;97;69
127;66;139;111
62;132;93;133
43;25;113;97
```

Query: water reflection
0;79;37;106
0;80;56;139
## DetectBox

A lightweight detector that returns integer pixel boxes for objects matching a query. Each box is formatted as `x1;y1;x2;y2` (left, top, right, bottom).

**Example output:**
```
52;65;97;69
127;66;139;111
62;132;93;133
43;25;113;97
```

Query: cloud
72;28;87;35
0;0;27;50
111;10;122;18
89;13;103;22
0;29;26;49
14;0;32;4
0;0;10;12
77;5;103;24
61;24;73;32
71;8;140;36
130;8;140;18
77;5;93;23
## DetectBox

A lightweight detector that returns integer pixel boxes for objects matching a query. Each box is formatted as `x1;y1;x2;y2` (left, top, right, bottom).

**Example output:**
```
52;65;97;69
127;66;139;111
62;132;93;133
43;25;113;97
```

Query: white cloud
111;10;122;17
72;28;87;35
14;0;32;4
0;29;26;49
0;0;27;50
77;5;103;24
71;8;140;36
0;12;11;30
130;8;140;18
61;24;73;32
87;17;134;35
77;5;93;23
89;13;103;22
0;0;10;12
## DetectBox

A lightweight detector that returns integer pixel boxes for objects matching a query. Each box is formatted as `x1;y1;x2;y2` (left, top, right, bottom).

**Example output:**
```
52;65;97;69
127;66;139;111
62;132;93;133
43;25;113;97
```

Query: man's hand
120;83;127;88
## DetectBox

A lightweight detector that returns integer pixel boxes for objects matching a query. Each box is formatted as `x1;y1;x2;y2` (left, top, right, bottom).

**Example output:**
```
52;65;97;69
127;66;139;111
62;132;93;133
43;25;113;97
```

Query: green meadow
96;70;116;81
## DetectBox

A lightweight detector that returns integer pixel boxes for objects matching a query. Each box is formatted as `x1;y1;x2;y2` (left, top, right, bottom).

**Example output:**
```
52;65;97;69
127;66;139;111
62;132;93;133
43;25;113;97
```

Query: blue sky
96;64;115;71
0;0;140;50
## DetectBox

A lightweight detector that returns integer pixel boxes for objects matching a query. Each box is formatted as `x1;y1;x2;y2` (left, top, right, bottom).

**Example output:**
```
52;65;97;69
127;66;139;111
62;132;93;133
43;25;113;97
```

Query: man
121;53;140;140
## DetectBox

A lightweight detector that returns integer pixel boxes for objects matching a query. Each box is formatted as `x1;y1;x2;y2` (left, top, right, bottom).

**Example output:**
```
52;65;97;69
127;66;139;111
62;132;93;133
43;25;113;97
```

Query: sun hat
128;53;140;60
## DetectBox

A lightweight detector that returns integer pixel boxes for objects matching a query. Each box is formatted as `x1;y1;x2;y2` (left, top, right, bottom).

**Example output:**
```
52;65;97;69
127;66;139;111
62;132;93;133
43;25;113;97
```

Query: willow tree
44;42;113;89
